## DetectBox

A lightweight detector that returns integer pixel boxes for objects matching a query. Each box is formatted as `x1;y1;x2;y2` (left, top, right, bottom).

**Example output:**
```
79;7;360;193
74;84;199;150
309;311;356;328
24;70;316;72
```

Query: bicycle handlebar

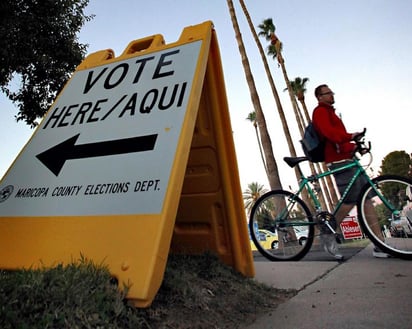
353;128;371;155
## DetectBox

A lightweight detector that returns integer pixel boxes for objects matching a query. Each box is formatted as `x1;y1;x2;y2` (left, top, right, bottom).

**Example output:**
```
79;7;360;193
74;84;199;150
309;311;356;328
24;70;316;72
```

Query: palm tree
236;3;303;185
246;111;268;176
260;19;303;150
243;182;268;215
236;6;318;214
288;77;310;124
226;0;283;191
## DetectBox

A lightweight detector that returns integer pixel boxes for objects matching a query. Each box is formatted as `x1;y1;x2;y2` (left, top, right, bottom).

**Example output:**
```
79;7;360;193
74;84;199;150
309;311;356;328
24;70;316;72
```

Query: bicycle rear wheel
357;175;412;260
249;190;314;261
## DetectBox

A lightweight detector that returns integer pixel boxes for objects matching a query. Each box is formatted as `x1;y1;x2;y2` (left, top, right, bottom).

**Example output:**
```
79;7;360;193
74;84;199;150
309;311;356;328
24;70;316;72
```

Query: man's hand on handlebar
352;128;371;155
352;128;367;142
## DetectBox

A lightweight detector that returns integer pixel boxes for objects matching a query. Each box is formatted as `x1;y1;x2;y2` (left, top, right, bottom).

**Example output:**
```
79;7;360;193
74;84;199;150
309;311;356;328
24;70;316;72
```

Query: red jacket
312;103;355;163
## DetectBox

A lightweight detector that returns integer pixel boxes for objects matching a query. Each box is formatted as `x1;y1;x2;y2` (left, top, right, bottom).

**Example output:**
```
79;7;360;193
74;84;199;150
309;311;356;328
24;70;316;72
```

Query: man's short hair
314;84;328;98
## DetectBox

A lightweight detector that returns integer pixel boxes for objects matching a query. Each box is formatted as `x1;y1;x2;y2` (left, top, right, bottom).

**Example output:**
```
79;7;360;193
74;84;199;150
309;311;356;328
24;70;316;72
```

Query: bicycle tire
357;175;412;260
249;190;315;261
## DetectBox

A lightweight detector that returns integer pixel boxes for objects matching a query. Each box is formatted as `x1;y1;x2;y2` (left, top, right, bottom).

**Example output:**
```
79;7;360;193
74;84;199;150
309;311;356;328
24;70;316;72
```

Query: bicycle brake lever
353;128;367;142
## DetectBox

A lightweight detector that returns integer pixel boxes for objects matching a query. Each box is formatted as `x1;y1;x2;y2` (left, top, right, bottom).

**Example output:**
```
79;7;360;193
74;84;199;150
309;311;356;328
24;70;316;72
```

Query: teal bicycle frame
286;156;400;232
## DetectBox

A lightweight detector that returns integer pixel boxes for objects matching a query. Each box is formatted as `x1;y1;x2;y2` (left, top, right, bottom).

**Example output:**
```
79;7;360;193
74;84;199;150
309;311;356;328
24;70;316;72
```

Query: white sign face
0;41;202;216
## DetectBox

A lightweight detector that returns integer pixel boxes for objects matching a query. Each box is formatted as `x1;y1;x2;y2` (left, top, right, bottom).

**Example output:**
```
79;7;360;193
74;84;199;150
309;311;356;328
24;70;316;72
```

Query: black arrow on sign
36;133;158;176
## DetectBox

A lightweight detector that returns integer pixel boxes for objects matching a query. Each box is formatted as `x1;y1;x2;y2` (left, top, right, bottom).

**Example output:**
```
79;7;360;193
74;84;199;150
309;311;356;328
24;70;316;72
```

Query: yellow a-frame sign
0;21;254;307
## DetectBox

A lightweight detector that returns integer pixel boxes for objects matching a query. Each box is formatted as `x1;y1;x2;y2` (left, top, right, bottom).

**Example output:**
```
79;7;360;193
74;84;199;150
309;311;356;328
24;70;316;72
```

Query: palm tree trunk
278;54;305;152
237;0;302;182
226;0;282;190
246;112;268;176
299;99;311;123
254;121;268;176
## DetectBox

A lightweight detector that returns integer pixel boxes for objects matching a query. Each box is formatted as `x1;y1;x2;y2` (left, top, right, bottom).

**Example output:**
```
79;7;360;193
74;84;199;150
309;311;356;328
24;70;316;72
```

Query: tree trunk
254;121;268;176
226;0;282;190
237;0;300;181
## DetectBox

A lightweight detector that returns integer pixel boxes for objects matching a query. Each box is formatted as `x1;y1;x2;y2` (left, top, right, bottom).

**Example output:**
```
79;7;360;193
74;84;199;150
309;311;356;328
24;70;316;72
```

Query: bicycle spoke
358;175;412;259
249;190;314;261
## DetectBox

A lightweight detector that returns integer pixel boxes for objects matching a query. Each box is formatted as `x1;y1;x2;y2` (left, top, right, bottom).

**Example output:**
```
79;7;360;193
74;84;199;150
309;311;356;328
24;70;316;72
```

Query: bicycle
249;130;412;261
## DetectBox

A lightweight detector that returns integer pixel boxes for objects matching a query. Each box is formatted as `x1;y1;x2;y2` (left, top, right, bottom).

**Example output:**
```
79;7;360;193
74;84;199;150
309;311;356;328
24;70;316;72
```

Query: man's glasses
320;91;334;96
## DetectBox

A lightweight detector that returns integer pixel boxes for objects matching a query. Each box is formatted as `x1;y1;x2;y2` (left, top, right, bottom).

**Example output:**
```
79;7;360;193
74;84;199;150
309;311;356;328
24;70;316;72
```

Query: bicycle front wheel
357;175;412;260
249;190;314;261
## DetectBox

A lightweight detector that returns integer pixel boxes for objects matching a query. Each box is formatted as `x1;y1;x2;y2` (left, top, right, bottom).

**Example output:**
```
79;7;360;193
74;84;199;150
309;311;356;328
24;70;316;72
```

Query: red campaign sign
340;216;363;239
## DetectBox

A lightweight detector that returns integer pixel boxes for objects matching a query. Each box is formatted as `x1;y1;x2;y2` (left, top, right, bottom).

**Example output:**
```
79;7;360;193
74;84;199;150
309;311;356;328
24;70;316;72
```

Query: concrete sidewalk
245;243;412;329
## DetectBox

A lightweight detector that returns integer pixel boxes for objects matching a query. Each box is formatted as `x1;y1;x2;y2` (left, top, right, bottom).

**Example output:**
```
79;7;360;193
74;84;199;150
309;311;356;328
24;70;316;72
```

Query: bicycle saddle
283;156;308;168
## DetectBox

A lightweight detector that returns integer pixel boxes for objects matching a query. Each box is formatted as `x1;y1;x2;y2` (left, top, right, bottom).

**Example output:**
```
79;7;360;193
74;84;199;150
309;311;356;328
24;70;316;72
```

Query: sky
1;0;411;192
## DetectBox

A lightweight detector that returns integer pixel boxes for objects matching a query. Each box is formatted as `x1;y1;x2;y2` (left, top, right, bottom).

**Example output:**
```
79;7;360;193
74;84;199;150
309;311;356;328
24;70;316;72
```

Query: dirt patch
135;254;297;328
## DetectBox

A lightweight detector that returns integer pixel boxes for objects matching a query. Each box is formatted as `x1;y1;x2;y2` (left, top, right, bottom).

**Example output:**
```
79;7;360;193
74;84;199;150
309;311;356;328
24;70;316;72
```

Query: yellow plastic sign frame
0;21;254;307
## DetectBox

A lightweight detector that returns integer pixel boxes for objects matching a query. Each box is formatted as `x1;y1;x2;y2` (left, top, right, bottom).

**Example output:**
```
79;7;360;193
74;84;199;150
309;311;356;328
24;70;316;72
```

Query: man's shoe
331;252;344;261
335;233;344;244
373;246;391;258
321;234;344;260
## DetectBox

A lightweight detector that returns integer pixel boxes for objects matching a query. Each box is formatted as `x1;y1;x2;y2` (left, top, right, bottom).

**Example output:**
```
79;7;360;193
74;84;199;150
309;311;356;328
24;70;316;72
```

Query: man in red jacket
312;84;389;259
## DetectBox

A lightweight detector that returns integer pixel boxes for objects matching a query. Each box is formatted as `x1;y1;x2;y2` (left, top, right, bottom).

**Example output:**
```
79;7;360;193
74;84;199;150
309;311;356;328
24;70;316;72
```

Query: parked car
294;226;309;245
250;229;279;250
390;217;412;237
